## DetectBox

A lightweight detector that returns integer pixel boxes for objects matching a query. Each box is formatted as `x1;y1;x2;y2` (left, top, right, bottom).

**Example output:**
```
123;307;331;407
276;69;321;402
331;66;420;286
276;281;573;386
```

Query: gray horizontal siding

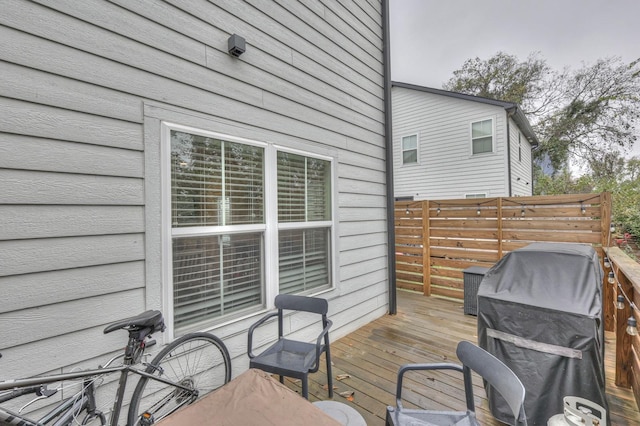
0;205;144;240
1;0;387;381
0;134;143;178
0;262;144;313
0;97;143;149
0;61;143;122
0;234;145;277
0;170;143;204
1;289;143;348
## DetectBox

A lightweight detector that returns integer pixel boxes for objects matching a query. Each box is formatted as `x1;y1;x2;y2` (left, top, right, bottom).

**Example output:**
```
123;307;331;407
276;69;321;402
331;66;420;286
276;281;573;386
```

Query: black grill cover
477;243;608;425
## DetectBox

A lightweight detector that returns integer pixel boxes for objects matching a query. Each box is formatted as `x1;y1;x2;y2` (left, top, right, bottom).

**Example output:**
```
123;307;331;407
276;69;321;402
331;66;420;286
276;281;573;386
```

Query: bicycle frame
0;338;194;426
0;363;195;426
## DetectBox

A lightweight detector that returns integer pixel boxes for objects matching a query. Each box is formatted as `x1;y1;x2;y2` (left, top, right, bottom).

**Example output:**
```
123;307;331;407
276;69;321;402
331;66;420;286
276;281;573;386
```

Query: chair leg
385;407;394;426
279;375;284;384
301;375;309;399
325;348;333;398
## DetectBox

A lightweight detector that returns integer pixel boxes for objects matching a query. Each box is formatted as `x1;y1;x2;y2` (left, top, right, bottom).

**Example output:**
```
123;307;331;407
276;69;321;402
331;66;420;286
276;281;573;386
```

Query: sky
389;0;640;157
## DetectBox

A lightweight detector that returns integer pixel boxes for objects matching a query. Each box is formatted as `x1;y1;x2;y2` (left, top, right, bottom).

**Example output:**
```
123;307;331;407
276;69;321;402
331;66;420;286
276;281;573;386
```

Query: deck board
283;290;640;425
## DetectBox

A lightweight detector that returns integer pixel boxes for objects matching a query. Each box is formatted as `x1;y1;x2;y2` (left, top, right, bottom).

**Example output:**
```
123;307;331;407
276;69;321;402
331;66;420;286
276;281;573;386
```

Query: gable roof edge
392;81;539;147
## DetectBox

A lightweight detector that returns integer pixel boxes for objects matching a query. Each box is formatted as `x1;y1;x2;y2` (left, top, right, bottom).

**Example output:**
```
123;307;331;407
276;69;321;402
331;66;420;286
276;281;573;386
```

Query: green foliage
534;168;594;195
445;53;640;172
604;159;640;238
444;52;550;114
534;156;640;238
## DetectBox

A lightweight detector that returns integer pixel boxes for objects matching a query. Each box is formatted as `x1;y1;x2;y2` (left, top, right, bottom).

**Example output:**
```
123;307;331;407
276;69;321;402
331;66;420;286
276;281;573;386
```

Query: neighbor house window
518;133;522;162
401;134;418;164
471;119;493;154
166;125;334;335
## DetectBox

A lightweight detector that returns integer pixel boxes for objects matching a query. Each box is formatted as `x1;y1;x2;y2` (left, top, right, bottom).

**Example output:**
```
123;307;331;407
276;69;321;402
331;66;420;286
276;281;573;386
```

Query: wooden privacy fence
394;193;613;330
609;247;640;408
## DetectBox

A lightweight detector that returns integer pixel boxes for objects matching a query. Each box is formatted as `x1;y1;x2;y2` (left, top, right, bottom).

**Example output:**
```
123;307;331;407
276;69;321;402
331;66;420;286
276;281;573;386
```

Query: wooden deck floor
285;290;640;425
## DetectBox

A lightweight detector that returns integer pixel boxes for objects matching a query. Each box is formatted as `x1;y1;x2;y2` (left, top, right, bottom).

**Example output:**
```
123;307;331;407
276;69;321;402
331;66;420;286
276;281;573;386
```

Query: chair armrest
311;319;332;371
394;362;463;410
247;312;279;359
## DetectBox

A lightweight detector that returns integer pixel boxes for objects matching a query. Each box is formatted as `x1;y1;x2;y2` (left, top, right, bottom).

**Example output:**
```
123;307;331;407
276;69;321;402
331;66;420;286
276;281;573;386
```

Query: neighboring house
0;0;391;390
392;82;539;200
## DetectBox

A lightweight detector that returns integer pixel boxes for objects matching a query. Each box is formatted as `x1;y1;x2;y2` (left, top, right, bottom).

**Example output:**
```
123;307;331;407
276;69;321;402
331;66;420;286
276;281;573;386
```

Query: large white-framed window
471;118;494;155
401;134;418;164
162;123;335;336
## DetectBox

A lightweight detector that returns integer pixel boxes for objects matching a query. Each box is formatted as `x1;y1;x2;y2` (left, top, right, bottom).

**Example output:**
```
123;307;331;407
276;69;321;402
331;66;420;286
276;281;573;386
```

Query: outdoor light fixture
436;207;441;216
228;34;246;57
405;207;410;215
521;206;526;217
610;224;615;233
604;256;611;269
626;316;638;336
476;205;481;216
608;271;615;284
580;203;586;215
617;295;625;310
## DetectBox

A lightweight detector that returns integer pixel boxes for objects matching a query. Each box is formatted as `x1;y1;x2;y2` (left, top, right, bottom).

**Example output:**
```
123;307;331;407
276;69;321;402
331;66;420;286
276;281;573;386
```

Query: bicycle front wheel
127;332;231;425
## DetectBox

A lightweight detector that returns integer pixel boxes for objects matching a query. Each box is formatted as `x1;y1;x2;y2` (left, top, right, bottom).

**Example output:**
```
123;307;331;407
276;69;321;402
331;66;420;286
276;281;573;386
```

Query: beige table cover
158;368;342;426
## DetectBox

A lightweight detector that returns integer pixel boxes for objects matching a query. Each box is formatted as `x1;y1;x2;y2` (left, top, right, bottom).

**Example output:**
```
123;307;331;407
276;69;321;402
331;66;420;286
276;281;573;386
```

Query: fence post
497;197;503;260
602;192;614;332
422;200;431;296
611;249;636;389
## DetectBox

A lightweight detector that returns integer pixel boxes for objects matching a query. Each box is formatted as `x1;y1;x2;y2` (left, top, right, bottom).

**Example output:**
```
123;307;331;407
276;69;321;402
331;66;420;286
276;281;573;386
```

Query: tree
444;52;553;116
534;168;594;195
535;155;640;239
444;53;640;172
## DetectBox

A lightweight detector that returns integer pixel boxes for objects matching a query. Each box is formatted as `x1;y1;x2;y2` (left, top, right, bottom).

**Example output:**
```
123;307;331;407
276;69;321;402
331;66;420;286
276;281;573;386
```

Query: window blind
170;130;265;333
277;151;331;294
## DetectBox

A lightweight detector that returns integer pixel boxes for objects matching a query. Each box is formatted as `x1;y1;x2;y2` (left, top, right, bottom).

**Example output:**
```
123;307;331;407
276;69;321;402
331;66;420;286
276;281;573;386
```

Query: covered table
158;368;341;425
477;243;608;425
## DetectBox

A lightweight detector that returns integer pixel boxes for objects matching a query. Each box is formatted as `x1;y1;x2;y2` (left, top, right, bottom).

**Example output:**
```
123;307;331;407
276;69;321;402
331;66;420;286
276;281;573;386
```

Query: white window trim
400;133;419;165
273;144;338;304
160;122;337;339
518;132;522;162
465;193;487;199
470;117;495;155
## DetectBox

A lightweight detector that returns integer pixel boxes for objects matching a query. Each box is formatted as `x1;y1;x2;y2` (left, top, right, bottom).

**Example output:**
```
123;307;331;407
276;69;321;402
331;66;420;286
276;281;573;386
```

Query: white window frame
274;145;337;298
518;132;522;162
401;134;419;165
465;193;487;199
160;123;337;339
470;118;494;155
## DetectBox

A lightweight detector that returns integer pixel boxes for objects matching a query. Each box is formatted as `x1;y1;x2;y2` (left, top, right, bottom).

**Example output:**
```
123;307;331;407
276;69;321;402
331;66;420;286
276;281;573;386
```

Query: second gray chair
386;340;527;426
247;294;333;399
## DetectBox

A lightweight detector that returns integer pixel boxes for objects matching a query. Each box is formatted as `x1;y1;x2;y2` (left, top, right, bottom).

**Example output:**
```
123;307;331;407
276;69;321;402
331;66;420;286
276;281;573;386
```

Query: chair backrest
456;341;527;425
274;294;328;315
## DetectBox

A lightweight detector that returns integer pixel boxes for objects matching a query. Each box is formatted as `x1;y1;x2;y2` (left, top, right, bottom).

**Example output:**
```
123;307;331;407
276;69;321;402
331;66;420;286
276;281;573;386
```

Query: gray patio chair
386;340;527;426
247;294;333;399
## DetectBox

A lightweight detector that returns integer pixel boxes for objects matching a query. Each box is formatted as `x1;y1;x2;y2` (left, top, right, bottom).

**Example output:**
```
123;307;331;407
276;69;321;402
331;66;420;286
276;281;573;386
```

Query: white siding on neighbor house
509;119;534;196
0;0;388;388
392;87;509;199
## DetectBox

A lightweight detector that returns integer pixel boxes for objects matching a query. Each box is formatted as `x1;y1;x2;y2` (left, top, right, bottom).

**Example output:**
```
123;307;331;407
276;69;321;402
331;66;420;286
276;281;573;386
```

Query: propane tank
547;396;606;426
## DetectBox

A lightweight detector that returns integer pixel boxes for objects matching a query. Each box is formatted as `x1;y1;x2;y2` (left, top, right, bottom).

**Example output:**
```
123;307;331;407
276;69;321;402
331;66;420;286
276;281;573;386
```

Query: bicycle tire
127;332;231;425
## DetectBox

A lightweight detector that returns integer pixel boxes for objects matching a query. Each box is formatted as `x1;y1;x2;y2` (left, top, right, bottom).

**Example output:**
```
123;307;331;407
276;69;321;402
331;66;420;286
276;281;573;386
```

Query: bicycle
0;310;231;425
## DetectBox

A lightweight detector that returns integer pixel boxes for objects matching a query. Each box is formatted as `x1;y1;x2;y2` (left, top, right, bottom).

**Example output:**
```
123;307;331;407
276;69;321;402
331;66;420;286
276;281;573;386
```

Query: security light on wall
228;34;246;57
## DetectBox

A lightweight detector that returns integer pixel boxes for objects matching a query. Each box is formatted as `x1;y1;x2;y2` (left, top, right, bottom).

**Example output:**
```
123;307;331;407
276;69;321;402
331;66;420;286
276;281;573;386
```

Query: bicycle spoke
127;333;230;425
